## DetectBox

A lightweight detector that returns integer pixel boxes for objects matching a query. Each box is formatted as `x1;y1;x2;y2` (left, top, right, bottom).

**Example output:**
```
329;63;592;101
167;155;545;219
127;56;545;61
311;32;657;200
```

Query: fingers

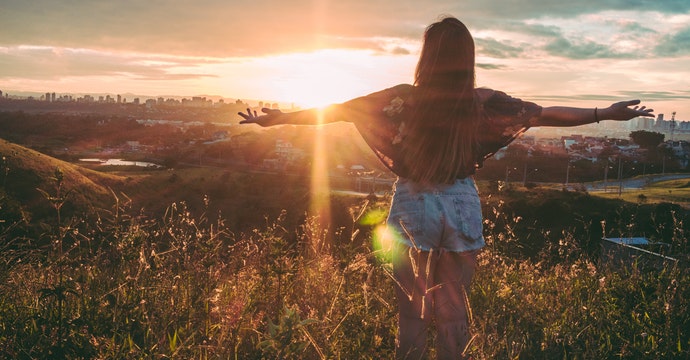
614;99;640;108
262;107;282;115
641;107;655;116
237;107;251;117
238;107;281;125
237;112;250;121
238;108;259;123
632;104;654;117
617;100;654;112
632;104;653;112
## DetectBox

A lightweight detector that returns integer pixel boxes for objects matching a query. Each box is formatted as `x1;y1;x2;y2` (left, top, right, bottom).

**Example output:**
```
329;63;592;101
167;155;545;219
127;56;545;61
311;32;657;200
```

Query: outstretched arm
530;100;654;127
238;85;405;127
238;107;335;127
237;94;376;126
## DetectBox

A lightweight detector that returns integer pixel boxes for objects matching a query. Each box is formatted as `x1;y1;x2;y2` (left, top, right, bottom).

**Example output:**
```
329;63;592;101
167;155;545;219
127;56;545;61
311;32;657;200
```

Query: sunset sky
1;0;689;118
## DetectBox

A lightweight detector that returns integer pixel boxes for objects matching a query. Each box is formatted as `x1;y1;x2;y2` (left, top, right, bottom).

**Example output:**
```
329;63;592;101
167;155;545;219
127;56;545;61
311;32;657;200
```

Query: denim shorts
386;177;485;252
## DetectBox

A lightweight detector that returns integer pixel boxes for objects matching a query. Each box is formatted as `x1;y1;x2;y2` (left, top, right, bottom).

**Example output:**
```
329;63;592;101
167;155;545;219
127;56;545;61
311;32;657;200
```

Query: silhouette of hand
605;100;654;121
238;108;283;126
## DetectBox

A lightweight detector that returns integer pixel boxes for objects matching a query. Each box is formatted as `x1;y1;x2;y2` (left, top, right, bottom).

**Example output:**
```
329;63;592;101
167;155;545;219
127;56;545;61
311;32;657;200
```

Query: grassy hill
0;139;367;235
1;138;689;358
594;177;690;207
120;167;314;230
467;180;690;265
3;134;689;255
0;139;126;222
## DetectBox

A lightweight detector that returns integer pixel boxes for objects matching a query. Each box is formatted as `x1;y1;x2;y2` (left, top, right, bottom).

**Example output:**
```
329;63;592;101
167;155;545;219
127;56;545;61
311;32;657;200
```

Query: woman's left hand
603;100;654;121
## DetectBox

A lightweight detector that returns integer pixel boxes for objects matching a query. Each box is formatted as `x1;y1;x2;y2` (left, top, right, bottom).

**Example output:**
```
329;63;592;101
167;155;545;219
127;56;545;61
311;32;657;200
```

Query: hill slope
0;139;126;221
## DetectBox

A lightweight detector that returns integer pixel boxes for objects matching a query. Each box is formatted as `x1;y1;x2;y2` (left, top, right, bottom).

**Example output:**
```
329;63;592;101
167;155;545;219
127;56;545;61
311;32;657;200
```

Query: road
585;173;690;192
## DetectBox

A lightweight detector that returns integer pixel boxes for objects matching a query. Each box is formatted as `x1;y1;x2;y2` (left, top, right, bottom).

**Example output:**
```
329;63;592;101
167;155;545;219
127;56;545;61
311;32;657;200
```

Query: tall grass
0;172;688;359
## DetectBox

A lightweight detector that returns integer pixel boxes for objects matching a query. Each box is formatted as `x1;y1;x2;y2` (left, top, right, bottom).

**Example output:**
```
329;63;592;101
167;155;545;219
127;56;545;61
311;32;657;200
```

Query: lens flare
372;224;401;263
309;109;331;231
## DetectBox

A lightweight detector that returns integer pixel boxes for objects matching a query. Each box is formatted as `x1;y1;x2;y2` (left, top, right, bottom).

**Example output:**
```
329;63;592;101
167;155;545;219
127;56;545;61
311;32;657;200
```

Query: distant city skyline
6;88;690;144
1;0;689;117
0;88;294;110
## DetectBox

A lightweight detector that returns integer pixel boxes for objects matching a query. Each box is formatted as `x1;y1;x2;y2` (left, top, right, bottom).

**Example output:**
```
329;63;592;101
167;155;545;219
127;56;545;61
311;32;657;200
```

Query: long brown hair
401;16;479;184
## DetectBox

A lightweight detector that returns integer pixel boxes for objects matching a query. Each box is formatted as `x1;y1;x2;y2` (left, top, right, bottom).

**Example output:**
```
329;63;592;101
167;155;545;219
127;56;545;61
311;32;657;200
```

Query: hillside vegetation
1;141;689;359
0;139;125;221
595;177;690;208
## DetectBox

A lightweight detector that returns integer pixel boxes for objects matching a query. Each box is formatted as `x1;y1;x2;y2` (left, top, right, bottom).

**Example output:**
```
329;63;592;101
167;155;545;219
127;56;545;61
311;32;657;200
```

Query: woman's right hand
238;107;283;127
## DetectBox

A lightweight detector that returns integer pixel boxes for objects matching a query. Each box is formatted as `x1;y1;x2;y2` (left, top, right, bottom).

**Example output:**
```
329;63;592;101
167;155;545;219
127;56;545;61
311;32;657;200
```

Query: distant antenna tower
670;111;676;142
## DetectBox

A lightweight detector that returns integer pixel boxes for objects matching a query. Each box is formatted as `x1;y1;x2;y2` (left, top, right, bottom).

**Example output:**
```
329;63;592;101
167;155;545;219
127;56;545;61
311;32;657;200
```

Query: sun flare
309;109;332;230
257;49;407;109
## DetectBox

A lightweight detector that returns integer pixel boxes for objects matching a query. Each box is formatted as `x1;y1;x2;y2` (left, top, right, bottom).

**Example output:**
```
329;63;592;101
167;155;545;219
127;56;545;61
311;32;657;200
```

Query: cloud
460;0;690;21
0;46;217;81
475;38;525;58
655;26;690;56
0;0;434;57
544;37;636;59
2;0;688;58
472;15;667;61
617;90;690;101
390;47;411;55
477;63;507;70
529;90;690;104
621;22;657;34
511;23;563;38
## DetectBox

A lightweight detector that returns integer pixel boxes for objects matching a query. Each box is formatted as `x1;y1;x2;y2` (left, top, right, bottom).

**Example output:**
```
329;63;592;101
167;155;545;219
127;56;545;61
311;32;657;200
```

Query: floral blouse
332;83;542;179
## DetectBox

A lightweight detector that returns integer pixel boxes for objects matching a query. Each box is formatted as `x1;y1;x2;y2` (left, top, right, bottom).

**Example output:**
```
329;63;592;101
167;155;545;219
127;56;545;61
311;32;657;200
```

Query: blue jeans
386;177;485;253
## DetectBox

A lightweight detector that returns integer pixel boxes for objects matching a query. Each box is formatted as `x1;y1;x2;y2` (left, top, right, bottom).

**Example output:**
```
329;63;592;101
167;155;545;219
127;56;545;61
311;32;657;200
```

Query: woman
239;16;653;360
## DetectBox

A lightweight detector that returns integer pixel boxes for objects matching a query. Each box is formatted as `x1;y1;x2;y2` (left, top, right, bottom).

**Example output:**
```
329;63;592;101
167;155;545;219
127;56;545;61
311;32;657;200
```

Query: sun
210;48;414;111
266;49;383;109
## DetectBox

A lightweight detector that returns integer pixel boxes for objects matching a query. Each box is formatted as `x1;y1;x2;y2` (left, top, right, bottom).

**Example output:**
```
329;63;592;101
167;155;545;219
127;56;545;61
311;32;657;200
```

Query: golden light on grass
359;207;395;261
372;224;397;262
308;109;332;230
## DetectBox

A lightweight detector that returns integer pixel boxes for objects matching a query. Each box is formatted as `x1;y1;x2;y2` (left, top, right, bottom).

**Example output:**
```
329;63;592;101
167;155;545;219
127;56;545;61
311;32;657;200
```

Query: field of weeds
1;173;689;359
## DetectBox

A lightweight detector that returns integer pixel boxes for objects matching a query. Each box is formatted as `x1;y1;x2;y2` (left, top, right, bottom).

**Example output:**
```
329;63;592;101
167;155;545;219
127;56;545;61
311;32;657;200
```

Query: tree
629;130;665;149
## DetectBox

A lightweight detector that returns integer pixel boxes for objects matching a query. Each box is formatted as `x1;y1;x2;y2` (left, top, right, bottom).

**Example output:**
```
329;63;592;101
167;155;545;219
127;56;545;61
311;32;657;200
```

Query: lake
79;158;162;168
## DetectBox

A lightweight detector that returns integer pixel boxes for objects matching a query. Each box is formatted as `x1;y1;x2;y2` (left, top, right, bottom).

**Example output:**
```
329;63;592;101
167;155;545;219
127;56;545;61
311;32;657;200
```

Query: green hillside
0;137;368;236
0;139;126;221
1;137;689;358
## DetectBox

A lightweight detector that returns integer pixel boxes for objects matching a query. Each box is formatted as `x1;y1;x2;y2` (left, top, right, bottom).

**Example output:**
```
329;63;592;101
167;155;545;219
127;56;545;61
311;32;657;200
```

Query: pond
79;158;162;168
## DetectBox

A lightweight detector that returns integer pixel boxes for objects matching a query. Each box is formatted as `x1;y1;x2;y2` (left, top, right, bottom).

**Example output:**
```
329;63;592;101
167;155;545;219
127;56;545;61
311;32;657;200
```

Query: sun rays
308;109;332;229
